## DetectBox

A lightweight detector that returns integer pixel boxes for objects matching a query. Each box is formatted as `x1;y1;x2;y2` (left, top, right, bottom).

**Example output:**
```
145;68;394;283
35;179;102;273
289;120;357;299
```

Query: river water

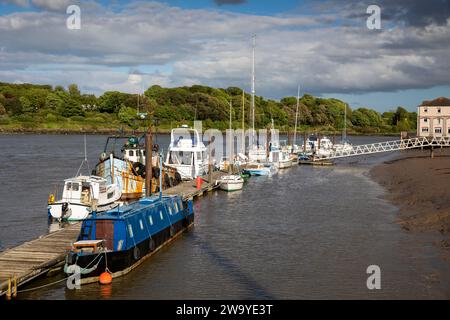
0;134;449;299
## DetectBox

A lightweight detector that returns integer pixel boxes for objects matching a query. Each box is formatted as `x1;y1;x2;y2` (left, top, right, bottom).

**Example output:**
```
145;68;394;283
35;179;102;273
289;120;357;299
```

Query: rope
16;251;104;294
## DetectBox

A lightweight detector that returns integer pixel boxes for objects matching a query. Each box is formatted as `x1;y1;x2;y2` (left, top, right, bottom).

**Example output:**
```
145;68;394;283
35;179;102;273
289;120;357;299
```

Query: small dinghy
242;163;275;176
217;175;244;191
48;175;121;221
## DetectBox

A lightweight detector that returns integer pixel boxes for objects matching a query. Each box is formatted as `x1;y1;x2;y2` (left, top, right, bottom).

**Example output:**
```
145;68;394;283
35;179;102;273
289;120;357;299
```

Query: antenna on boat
76;134;90;176
294;84;300;147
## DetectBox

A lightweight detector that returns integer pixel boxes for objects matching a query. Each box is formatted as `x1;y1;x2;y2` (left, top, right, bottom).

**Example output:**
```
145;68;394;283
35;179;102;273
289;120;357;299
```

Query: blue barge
64;194;194;284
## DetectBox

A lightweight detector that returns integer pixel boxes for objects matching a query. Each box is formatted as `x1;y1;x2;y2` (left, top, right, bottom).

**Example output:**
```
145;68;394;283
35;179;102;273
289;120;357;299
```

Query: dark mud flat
370;148;450;254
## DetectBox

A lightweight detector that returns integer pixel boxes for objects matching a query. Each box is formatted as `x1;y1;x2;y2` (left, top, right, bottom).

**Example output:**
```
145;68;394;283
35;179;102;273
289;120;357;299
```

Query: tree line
0;81;417;133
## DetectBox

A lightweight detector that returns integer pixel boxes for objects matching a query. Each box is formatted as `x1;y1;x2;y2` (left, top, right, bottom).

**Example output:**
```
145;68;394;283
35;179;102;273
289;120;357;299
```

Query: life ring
149;238;156;251
133;246;140;260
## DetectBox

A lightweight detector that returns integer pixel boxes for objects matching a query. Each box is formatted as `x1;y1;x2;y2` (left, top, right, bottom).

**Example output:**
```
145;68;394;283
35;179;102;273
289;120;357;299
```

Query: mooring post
6;277;11;300
145;128;153;197
13;274;17;298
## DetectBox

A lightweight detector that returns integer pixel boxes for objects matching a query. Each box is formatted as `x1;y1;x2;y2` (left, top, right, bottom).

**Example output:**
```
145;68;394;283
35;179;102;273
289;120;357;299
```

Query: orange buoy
99;271;112;285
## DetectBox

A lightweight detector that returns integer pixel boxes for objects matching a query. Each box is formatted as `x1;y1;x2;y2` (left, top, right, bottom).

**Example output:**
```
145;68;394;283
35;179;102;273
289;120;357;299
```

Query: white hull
219;181;244;191
48;201;119;221
277;159;293;169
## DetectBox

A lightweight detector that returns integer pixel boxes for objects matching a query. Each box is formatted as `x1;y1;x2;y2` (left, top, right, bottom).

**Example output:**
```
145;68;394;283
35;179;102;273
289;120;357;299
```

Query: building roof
420;97;450;106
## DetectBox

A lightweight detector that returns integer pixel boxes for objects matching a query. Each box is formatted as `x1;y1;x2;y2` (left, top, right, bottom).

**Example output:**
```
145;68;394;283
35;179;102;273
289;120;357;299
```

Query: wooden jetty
0;171;226;298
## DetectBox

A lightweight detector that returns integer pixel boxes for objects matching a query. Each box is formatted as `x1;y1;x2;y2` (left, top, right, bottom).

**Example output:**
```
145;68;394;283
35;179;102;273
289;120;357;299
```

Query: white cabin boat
268;143;293;169
217;175;244;191
164;125;209;180
48;175;121;221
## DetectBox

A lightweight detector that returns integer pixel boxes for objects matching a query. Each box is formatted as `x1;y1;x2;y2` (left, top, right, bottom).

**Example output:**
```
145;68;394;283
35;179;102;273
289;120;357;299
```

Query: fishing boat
217;175;244;191
94;135;182;200
164;125;209;180
48;175;121;221
63;194;193;284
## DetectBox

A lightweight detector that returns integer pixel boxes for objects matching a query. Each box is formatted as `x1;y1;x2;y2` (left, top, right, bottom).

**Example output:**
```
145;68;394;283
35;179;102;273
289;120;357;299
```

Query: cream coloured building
417;97;450;137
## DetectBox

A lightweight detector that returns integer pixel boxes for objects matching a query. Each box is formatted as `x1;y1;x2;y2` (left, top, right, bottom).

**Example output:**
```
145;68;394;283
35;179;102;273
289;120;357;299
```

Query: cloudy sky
0;0;449;111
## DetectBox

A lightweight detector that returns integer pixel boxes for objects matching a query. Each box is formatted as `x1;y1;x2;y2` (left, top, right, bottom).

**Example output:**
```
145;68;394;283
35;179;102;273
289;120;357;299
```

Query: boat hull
64;212;194;283
277;159;293;169
243;168;271;176
219;181;244;191
48;202;119;221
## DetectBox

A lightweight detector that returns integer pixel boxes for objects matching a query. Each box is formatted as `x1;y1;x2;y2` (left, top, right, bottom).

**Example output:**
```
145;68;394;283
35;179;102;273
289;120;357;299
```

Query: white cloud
31;0;71;11
0;1;449;99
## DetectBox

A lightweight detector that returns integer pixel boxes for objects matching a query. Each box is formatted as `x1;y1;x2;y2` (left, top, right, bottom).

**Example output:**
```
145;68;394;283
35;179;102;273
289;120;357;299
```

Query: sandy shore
370;147;450;250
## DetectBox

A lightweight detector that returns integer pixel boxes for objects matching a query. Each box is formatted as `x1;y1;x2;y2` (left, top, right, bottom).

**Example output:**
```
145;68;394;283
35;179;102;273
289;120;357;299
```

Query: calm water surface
0;134;449;299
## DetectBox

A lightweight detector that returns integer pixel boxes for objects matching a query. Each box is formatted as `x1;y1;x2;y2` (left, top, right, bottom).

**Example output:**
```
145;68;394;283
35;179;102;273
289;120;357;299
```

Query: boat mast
242;89;245;154
343;103;347;141
251;34;256;146
294;84;300;147
76;134;90;176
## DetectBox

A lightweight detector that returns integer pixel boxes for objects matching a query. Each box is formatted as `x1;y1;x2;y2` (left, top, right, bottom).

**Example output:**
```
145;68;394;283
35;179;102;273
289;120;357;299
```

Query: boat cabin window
66;182;79;191
169;151;193;165
196;152;202;161
160;210;164;220
128;224;134;238
107;191;114;199
167;205;173;215
174;202;179;213
178;199;184;210
148;215;153;225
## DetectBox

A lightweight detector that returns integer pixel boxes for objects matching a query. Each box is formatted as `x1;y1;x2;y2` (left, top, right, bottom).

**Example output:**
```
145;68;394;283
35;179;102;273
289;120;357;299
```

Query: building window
424;107;428;112
435;128;442;134
448;128;450;134
438;118;441;124
129;150;134;157
421;127;429;133
438;108;441;113
423;118;428;122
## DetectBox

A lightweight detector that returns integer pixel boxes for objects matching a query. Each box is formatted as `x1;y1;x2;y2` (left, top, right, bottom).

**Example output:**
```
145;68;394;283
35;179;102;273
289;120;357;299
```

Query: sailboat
217;100;244;191
247;35;267;163
333;104;353;152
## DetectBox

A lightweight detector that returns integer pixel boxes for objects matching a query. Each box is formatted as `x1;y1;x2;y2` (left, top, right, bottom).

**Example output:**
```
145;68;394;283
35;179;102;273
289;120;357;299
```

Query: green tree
45;93;64;111
19;96;33;113
118;105;138;129
68;84;81;97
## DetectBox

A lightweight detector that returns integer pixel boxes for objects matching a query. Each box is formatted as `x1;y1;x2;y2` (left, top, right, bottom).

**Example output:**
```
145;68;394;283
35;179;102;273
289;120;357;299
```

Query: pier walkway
315;136;450;161
0;171;226;298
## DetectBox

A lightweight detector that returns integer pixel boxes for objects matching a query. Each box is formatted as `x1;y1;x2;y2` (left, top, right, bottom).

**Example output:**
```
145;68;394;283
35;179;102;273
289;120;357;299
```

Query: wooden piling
145;129;153;197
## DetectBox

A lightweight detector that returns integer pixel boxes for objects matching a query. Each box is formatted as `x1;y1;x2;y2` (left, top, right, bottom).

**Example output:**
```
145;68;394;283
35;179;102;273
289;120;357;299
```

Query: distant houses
417;97;450;137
